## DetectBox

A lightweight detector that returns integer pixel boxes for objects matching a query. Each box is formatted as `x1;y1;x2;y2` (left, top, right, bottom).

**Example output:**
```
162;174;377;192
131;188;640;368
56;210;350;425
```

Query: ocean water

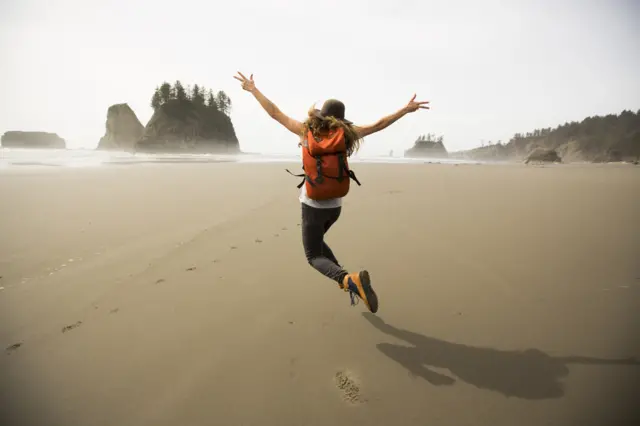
0;147;480;170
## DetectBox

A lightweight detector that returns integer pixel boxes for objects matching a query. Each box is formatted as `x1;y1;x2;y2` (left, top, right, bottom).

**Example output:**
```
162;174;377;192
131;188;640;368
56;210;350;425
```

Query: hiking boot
341;270;378;313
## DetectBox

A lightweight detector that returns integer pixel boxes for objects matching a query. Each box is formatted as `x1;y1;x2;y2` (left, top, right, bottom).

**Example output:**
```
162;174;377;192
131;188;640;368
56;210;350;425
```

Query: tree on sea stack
159;82;172;103
206;90;218;111
192;84;205;106
151;87;162;110
174;80;187;102
216;90;231;115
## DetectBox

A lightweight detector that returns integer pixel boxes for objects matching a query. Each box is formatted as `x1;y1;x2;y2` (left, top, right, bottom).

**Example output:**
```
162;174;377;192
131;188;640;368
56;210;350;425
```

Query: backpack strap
348;169;361;186
314;156;325;184
287;150;361;189
286;168;304;178
312;153;362;187
336;153;346;182
286;168;315;189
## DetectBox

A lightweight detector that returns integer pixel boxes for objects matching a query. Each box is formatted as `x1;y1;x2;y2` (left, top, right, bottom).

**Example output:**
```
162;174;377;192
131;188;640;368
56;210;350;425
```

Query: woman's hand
355;94;430;138
233;72;256;93
233;71;303;135
403;94;430;113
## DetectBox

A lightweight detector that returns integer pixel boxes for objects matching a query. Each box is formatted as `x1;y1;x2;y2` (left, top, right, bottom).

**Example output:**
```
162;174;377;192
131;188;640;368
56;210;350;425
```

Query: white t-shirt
299;184;342;209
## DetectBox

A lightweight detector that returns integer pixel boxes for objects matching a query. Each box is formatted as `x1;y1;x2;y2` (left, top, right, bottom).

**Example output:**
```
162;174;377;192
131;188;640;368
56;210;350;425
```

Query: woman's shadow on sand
362;313;639;400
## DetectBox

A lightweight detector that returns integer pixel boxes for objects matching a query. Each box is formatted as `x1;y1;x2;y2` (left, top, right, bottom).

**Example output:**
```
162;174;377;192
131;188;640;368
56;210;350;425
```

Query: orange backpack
287;128;361;200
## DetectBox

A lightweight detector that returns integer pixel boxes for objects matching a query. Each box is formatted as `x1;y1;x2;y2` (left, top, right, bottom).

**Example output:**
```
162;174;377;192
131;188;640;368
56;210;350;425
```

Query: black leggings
301;203;348;284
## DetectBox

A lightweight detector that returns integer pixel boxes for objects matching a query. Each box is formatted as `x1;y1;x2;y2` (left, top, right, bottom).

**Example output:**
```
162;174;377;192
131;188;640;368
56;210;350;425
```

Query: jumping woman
234;72;429;313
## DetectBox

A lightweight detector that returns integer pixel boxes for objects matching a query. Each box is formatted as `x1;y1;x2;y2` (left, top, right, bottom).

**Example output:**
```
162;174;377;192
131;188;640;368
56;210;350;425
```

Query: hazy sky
1;0;639;154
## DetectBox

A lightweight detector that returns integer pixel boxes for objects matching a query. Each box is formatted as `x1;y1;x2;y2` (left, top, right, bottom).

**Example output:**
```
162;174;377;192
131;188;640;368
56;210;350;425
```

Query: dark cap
312;99;352;124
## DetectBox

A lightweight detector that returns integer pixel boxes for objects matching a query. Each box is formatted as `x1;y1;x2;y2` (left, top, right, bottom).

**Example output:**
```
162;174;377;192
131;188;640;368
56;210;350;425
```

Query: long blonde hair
301;105;362;156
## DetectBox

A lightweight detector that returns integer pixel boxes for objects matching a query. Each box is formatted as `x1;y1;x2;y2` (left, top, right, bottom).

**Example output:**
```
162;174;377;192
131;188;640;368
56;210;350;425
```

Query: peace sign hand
233;72;256;93
404;94;430;113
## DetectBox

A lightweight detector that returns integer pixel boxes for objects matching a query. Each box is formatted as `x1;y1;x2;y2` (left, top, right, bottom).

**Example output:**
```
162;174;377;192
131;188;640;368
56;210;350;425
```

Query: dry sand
1;162;639;426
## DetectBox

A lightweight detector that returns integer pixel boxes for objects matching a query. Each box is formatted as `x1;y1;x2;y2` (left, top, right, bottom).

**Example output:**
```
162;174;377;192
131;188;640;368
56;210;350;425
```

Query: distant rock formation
136;100;239;153
450;143;510;162
404;134;448;158
136;81;239;153
1;131;65;149
524;148;562;164
97;104;144;151
456;109;640;163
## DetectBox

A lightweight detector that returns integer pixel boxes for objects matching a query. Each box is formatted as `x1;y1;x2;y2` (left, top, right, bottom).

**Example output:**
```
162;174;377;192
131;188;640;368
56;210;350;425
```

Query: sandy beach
1;161;639;426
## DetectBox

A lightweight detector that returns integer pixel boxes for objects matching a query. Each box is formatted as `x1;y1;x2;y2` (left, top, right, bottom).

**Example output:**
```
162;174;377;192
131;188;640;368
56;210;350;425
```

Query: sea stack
97;104;144;151
1;131;66;149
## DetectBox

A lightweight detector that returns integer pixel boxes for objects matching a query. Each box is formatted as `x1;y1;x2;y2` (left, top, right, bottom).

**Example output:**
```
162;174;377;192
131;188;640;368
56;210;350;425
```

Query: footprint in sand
289;358;297;378
255;239;263;243
281;227;288;231
5;343;22;354
156;278;166;284
274;234;279;237
335;370;365;404
110;308;120;314
62;321;82;333
186;266;197;271
230;246;238;250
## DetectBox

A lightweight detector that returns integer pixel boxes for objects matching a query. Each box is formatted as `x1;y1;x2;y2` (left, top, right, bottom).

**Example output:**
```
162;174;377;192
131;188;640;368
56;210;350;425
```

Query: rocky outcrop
404;135;448;158
450;143;510;162
136;99;239;153
1;131;65;149
97;104;144;151
457;110;640;163
524;148;561;164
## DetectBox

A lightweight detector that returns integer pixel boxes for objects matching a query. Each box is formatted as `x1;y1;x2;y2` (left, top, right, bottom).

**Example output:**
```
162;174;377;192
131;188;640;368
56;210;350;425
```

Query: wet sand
1;162;639;426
